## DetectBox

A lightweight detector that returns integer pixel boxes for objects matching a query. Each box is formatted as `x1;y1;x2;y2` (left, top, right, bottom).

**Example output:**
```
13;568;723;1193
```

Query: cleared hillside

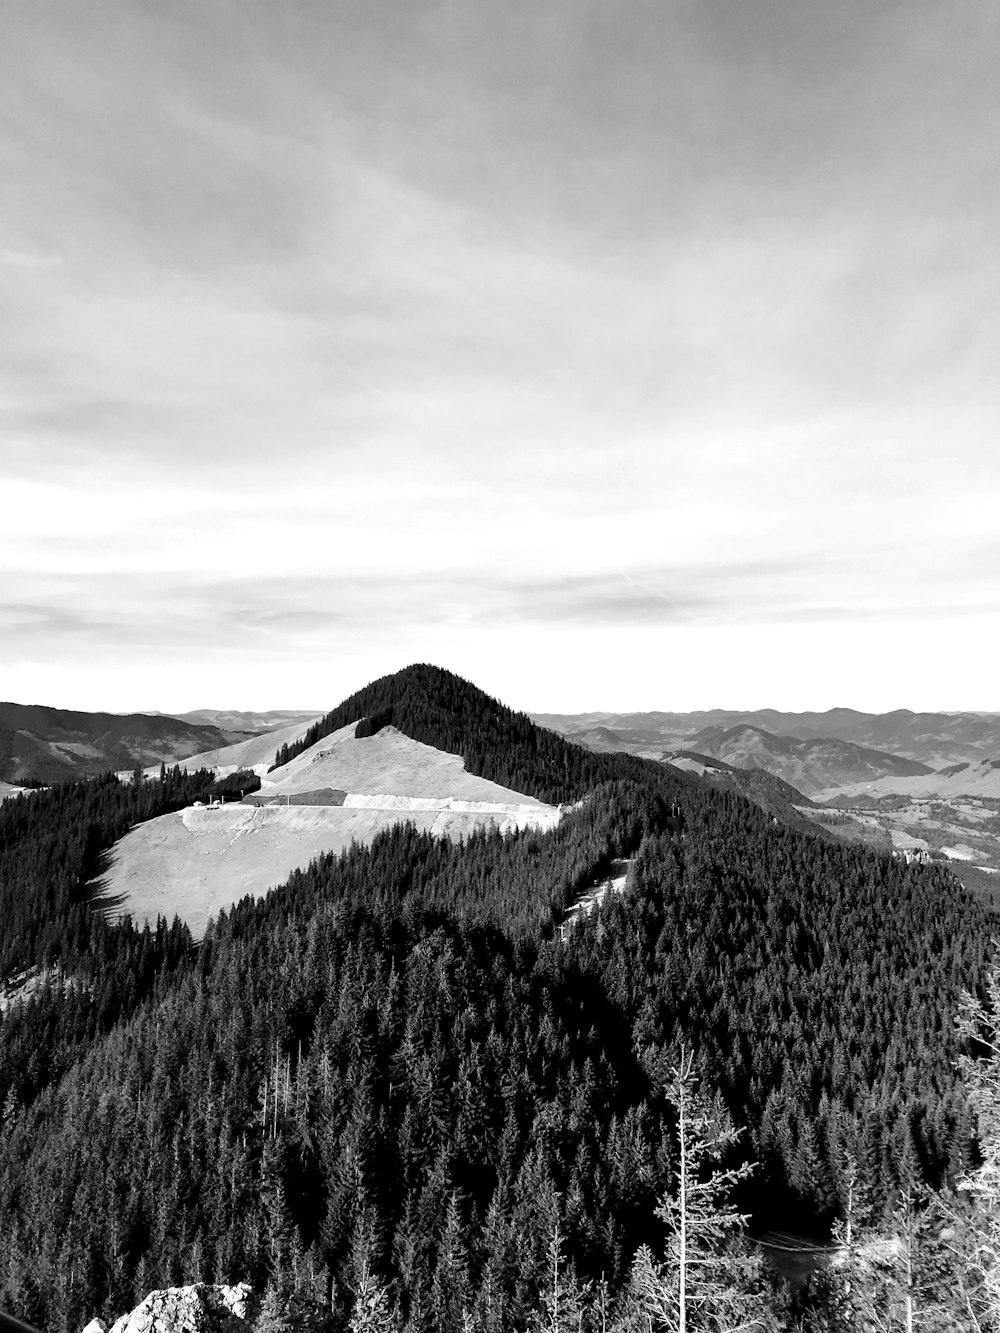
144;715;325;778
101;723;562;935
101;803;556;939
262;722;550;804
268;663;666;804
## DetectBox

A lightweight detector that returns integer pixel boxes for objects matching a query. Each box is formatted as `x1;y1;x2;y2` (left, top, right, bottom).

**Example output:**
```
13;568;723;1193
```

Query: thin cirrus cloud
1;0;998;710
4;551;996;655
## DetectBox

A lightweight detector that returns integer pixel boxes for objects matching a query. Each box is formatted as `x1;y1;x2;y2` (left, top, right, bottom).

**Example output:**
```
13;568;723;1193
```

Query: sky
2;0;998;716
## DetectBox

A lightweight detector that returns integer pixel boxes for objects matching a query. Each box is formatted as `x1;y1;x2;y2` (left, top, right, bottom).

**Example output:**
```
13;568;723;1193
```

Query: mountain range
677;724;933;796
150;708;323;733
533;707;1000;769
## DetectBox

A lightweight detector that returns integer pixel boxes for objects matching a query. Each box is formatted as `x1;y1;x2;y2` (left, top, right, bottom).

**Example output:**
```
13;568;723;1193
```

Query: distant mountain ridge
533;707;1000;769
0;702;250;785
157;708;323;733
662;748;823;832
684;724;932;796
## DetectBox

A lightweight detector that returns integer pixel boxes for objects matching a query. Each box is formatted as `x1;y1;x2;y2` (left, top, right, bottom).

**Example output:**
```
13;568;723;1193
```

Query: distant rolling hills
533;706;1000;770
535;704;1000;885
0;702;250;785
682;723;933;796
817;758;1000;804
155;707;323;733
535;707;1000;793
0;703;320;786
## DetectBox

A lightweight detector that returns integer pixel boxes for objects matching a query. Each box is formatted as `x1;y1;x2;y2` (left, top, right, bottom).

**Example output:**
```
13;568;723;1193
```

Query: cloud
0;249;63;268
2;0;998;710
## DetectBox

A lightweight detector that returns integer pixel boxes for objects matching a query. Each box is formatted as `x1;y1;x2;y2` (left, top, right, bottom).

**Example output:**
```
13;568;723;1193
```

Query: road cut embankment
339;792;563;831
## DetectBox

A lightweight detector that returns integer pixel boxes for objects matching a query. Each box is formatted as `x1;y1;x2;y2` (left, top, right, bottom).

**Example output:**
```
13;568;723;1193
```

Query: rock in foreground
98;1284;253;1333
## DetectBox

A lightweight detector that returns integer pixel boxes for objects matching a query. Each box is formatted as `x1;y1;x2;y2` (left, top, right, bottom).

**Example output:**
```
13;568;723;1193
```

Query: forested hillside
0;766;259;1108
0;667;995;1332
0;703;248;785
270;664;682;804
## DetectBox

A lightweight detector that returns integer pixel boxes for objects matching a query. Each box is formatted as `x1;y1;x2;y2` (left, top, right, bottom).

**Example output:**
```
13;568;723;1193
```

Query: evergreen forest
1;665;998;1332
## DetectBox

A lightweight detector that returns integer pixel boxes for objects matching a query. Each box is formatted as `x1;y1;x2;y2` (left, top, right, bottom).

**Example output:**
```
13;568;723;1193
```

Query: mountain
818;757;1000;804
0;702;253;785
269;662;682;804
751;708;1000;766
534;707;1000;768
1;664;997;1333
557;725;635;753
685;724;933;795
158;708;324;733
662;749;820;829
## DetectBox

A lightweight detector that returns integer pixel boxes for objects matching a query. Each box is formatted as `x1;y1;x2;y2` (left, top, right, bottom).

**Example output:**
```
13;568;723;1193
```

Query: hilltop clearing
269;662;665;804
100;722;561;934
261;721;549;803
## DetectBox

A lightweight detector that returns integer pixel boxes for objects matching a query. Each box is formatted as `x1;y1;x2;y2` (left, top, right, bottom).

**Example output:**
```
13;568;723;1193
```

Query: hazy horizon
3;2;998;715
7;682;1000;724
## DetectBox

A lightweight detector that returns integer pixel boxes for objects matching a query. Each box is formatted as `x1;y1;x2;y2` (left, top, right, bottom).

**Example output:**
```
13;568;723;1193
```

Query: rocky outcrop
97;1284;253;1333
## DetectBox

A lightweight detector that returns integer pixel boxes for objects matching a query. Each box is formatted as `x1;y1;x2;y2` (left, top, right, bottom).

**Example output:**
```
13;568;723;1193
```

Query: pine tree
948;962;1000;1330
349;1261;396;1333
350;1214;396;1333
534;1220;589;1333
255;1285;292;1333
627;1049;774;1333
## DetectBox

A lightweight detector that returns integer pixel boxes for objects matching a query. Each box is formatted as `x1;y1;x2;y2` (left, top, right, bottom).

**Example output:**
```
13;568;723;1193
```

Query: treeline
0;766;256;1108
0;766;258;982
